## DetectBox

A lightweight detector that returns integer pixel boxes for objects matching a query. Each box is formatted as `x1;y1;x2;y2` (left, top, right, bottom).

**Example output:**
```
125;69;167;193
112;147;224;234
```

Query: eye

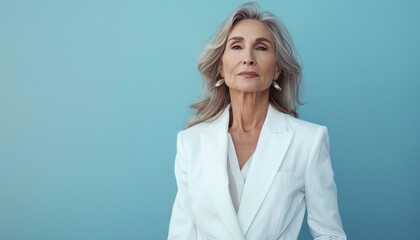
231;45;242;50
256;46;268;51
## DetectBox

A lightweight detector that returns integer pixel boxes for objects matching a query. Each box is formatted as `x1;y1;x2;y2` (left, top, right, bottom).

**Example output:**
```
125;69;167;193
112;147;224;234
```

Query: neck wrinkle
229;91;269;132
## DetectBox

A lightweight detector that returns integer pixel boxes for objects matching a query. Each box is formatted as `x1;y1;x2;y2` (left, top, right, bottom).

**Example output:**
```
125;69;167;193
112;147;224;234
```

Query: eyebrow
228;36;273;45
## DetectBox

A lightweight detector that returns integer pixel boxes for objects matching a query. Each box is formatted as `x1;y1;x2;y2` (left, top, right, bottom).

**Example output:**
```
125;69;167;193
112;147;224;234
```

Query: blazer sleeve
168;131;197;240
305;126;347;240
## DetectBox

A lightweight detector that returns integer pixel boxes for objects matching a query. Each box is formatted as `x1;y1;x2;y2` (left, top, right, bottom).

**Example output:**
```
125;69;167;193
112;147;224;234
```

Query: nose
242;49;255;66
243;59;255;65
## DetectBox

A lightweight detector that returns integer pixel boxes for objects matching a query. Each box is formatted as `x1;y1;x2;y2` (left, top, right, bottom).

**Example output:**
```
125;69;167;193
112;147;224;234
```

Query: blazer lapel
201;106;245;240
237;105;295;235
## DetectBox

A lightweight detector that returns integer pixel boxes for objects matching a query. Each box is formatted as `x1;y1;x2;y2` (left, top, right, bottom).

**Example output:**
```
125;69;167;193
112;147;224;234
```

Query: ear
274;64;281;80
219;63;224;78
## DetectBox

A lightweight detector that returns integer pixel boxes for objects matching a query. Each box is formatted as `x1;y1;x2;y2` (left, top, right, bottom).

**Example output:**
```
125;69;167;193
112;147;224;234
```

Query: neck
229;89;269;132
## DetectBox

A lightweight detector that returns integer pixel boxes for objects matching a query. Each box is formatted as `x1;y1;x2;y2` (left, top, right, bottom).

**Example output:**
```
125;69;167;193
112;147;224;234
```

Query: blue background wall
1;0;419;239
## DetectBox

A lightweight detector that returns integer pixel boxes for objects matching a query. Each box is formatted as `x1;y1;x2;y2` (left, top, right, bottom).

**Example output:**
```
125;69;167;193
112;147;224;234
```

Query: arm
305;126;347;240
168;131;197;240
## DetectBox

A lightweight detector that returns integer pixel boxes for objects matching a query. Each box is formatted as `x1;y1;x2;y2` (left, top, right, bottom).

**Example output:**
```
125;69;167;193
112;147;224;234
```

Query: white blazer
168;104;346;240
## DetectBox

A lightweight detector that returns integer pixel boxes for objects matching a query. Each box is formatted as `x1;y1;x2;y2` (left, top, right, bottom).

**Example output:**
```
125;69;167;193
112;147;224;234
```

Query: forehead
228;19;273;41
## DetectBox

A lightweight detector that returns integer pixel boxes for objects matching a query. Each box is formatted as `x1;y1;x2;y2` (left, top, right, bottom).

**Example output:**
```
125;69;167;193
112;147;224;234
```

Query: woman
168;2;346;240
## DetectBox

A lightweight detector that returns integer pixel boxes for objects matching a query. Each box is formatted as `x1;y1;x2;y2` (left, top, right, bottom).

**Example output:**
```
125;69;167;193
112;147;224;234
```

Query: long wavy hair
187;2;302;128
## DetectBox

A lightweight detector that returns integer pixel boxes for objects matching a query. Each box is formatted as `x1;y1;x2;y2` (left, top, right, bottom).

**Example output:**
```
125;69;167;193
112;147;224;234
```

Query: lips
238;71;259;78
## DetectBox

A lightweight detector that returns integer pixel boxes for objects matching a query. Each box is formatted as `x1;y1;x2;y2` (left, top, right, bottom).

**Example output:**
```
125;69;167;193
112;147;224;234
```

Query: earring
272;81;281;91
215;79;225;87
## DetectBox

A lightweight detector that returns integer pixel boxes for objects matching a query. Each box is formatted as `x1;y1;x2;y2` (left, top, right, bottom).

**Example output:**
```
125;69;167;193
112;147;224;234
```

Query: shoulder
283;114;329;146
176;121;214;151
178;108;229;142
267;104;327;139
178;121;209;139
285;114;325;133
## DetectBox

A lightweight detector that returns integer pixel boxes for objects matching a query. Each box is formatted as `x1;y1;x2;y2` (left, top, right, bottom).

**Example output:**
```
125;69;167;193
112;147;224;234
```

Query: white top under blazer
168;104;346;240
227;132;253;213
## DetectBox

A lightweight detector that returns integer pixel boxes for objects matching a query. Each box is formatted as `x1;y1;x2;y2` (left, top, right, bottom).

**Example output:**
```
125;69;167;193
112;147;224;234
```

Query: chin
231;83;270;92
232;86;270;93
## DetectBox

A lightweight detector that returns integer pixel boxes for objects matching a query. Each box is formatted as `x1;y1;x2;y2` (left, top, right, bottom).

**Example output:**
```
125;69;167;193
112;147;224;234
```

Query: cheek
263;59;278;78
221;54;239;75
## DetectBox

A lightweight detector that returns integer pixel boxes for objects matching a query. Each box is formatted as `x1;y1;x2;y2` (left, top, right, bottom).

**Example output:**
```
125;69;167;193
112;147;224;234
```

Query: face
220;19;280;93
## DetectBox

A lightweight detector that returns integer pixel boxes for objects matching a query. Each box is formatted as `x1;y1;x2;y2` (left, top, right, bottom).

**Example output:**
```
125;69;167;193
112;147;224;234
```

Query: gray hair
187;2;302;127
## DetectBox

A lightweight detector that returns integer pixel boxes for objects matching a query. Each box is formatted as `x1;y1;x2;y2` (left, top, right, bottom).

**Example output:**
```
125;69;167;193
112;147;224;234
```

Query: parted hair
187;2;302;127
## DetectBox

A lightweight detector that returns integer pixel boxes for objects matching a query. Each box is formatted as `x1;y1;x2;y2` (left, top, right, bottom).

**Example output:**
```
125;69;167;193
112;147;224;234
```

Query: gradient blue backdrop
1;0;419;239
